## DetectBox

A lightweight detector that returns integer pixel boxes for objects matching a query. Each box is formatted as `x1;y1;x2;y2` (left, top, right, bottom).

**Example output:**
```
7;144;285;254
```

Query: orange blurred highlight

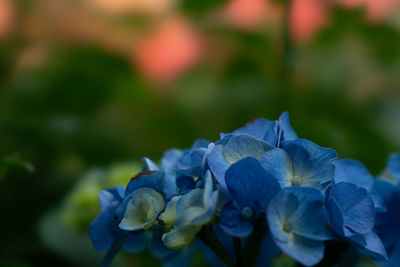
224;0;270;29
290;0;328;43
337;0;400;20
88;0;175;15
0;0;15;39
134;17;202;84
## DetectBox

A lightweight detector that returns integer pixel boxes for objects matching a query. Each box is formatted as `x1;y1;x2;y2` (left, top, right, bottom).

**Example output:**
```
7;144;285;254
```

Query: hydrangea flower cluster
89;112;397;267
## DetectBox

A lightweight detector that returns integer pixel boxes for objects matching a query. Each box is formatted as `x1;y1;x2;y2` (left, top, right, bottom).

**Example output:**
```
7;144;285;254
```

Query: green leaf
0;153;34;180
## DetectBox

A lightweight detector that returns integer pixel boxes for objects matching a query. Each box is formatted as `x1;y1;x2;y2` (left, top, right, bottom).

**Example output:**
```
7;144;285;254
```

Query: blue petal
291;199;334;241
223;135;273;165
278;111;298;141
220;200;253;237
220;201;240;228
176;148;207;177
161;149;182;173
267;190;298;243
327;182;375;236
116;171;165;221
230;118;274;140
99;186;125;212
377;242;400;267
326;195;345;236
263;121;280;146
374;181;400;250
162;225;201;249
225;157;280;210
175;173;218;227
207;143;231;189
220;218;254;238
126;170;164;196
259;148;293;188
373;178;398;203
274;233;325;266
149;230;179;260
333;159;373;192
267;187;332;243
176;175;196;194
369;191;387;213
281;139;337;188
388;153;400;181
89;202;121;251
191;148;207;167
119;188;164;231
349;231;388;261
191;138;211;149
142;157;159;171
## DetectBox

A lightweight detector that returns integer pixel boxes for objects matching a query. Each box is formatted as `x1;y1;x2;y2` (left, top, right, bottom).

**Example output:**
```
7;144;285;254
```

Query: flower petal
260;148;293;188
162;225;201;249
282;139;337;188
119;188;164;231
349;231;388;261
223;135;273;165
279;111;298;141
388;153;400;181
275;233;325;266
159;196;181;227
333;159;373;192
225;157;280;210
207;143;231;189
327;182;375;236
230;118;274;141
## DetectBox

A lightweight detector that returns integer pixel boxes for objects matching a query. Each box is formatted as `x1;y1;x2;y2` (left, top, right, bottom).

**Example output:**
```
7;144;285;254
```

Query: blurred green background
1;0;400;266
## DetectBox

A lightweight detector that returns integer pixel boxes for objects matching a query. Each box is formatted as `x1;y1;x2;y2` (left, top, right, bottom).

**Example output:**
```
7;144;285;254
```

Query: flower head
267;187;332;266
260;139;337;191
219;157;280;237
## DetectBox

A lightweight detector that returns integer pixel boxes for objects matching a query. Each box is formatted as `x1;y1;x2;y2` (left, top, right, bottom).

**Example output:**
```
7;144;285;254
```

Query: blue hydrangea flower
142;149;183;197
326;182;387;261
174;139;211;194
115;170;165;227
373;179;400;266
144;140;211;195
388;153;400;181
207;112;297;190
88;186;148;266
267;187;333;266
161;171;219;248
176;139;210;176
220;111;298;146
260;139;337;190
333;159;385;212
378;153;400;185
333;159;373;191
207;135;274;190
89;171;165;266
89;112;395;267
219;157;280;237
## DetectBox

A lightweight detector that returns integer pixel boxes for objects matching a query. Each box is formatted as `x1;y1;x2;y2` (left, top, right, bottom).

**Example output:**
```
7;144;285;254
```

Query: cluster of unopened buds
89;112;400;267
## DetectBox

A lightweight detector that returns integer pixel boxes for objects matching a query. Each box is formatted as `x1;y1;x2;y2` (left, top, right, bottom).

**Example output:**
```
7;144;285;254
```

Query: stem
233;237;243;267
242;215;269;267
198;225;235;267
